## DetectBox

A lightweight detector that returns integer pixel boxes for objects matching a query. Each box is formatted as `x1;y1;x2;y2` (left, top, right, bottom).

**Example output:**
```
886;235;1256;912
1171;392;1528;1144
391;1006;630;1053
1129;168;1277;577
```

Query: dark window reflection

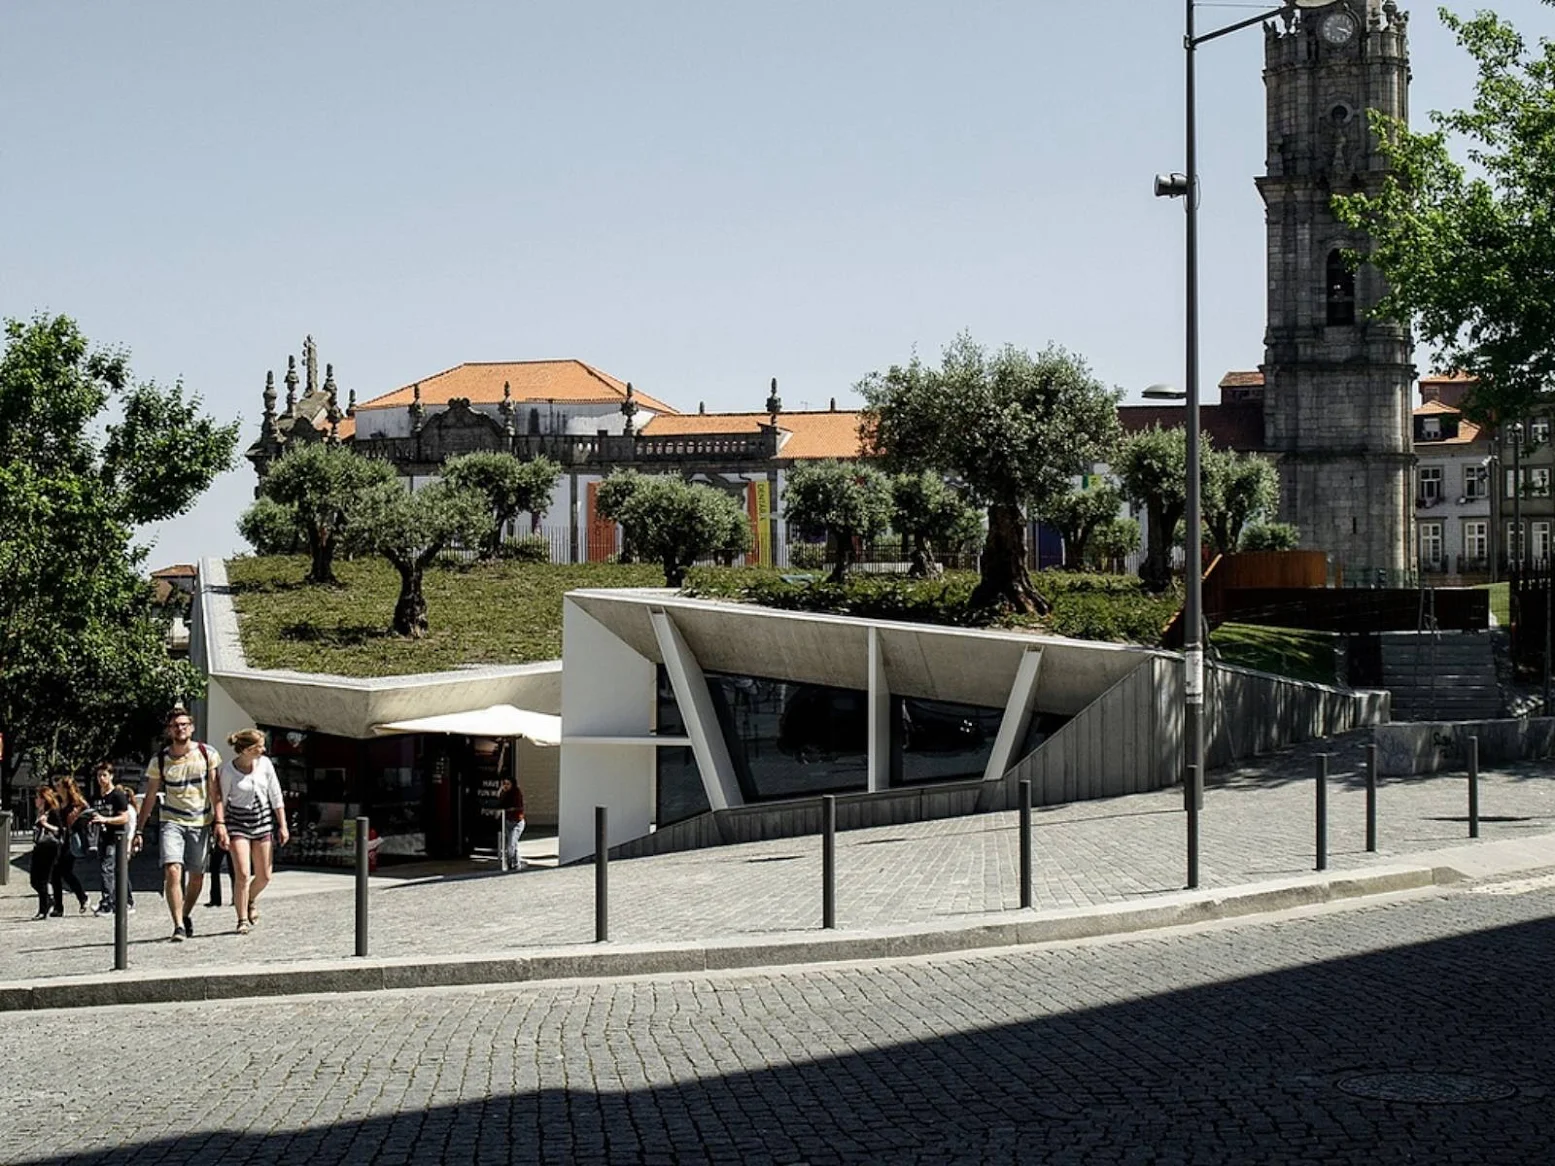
656;667;711;825
707;672;869;801
893;696;1002;784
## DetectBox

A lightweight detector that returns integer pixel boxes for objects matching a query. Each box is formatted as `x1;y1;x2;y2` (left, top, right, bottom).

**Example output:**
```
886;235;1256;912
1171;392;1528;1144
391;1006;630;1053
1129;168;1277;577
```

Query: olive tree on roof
859;334;1121;613
441;451;562;560
782;460;894;584
251;441;396;585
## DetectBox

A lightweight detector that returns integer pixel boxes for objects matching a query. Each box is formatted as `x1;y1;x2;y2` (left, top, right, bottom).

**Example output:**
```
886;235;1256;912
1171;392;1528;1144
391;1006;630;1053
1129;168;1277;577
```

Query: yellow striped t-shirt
145;745;222;826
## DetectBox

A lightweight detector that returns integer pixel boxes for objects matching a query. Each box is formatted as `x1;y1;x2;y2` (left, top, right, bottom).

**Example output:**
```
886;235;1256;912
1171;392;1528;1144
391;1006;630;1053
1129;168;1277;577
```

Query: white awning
371;704;562;746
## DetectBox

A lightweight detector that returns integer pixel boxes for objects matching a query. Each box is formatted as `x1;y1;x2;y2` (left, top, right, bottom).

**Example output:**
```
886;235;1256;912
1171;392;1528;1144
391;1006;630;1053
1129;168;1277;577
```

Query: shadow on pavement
12;909;1555;1164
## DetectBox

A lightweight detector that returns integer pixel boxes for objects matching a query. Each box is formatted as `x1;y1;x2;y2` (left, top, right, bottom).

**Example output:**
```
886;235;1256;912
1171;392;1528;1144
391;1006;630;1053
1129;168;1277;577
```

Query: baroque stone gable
419;397;509;461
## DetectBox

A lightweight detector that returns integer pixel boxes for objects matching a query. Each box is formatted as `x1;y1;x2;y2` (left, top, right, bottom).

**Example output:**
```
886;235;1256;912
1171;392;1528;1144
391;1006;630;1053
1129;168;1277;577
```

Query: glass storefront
259;725;513;866
654;668;1070;825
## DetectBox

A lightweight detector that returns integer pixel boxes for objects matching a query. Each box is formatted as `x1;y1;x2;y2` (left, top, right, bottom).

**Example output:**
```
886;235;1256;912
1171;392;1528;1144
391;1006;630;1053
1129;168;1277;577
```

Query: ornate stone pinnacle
347;389;357;417
410;382;425;435
262;370;277;418
284;355;299;411
621;382;639;436
498;380;516;435
766;377;781;424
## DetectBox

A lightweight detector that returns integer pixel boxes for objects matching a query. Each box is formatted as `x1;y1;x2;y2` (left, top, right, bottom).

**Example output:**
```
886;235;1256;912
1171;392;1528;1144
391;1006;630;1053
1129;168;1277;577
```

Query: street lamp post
1154;0;1328;889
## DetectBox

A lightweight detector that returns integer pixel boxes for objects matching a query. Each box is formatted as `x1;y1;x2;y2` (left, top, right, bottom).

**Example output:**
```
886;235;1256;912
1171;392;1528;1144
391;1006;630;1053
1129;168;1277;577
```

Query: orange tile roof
1414;400;1484;444
356;360;678;416
151;564;198;578
640;411;868;460
1219;370;1265;389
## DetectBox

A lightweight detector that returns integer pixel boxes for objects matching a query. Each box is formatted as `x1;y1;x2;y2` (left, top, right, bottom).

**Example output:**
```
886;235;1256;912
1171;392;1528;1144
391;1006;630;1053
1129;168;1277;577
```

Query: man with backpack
135;707;224;942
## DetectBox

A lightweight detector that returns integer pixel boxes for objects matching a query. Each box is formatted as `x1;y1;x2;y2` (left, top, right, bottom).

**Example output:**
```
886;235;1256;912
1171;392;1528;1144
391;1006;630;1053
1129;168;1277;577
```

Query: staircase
1379;630;1503;722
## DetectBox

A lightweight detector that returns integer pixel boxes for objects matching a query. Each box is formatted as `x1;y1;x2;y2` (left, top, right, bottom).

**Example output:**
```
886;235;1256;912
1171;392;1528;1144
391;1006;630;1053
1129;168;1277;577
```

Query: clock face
1321;10;1358;45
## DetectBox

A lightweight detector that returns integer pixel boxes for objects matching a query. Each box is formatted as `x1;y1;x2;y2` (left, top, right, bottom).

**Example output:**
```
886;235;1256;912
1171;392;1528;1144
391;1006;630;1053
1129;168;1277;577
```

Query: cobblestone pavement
2;874;1554;1163
2;730;1551;984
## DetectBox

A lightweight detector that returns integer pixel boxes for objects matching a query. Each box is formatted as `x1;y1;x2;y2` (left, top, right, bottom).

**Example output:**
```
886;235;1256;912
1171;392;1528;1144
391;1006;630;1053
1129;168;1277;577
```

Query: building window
1326;250;1356;326
1535;522;1551;566
1464;465;1488;500
1418;521;1443;566
654;668;712;827
1508;522;1526;562
1508;467;1554;498
1463;520;1488;561
1417;466;1443;504
1532;419;1551;446
1420;416;1441;441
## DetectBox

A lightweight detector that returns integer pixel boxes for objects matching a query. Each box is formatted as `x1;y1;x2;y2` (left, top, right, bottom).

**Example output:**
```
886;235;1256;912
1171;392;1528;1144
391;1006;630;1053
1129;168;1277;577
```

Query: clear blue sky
4;1;1551;567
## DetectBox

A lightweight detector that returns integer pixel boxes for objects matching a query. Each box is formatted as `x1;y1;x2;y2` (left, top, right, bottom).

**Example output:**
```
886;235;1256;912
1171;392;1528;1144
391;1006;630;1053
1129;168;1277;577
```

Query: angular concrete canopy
565;589;1167;715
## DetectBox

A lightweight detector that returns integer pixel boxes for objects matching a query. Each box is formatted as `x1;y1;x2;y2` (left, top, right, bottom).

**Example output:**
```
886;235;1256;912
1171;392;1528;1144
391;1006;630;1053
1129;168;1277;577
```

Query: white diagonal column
983;648;1044;782
650;608;742;811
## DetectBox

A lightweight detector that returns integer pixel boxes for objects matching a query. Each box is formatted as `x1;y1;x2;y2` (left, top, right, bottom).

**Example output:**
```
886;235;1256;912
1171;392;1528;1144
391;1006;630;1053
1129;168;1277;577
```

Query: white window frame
1535;521;1551;566
1463;520;1488;561
1418;465;1443;502
1418;521;1444;565
1463;465;1488;500
1507;522;1526;561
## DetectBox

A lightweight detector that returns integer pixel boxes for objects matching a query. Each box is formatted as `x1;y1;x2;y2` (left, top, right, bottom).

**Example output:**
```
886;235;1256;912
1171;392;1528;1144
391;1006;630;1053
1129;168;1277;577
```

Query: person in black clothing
29;789;65;919
89;763;134;914
49;775;91;914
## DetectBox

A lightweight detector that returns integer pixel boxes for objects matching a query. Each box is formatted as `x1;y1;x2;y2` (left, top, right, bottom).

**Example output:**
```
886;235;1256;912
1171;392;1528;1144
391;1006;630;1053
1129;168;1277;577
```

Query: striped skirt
226;799;276;842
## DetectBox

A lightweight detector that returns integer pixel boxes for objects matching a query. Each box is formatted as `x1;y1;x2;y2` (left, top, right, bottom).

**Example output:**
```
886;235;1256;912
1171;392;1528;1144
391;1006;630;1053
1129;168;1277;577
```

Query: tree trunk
391;563;428;638
970;503;1049;615
306;528;338;585
1141;503;1184;592
827;530;855;585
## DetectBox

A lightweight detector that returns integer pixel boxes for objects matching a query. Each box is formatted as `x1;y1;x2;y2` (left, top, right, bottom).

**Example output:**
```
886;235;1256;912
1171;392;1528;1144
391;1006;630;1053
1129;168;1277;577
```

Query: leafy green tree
782;460;894;584
889;472;983;578
601;475;751;586
1088;516;1141;571
441;451;562;559
256;442;396;584
1039;482;1124;571
1114;426;1189;592
237;495;304;555
1202;450;1279;557
0;314;235;800
860;334;1121;613
1332;6;1555;423
346;481;489;637
1239;522;1301;552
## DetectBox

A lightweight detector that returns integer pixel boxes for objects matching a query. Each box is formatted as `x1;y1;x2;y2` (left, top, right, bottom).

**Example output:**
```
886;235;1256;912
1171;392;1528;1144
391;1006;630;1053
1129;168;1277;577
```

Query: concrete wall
1375;718;1555;775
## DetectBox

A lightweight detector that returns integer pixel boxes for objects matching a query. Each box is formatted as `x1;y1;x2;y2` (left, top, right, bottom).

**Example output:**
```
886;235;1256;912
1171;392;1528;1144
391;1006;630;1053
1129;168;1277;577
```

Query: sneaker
93;904;114;917
78;899;89;915
126;904;136;915
170;926;185;943
183;915;195;938
48;908;63;918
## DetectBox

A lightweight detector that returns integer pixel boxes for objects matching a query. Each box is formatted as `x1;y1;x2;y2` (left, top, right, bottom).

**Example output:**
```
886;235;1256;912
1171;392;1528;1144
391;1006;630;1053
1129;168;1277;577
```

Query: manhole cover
1338;1072;1516;1103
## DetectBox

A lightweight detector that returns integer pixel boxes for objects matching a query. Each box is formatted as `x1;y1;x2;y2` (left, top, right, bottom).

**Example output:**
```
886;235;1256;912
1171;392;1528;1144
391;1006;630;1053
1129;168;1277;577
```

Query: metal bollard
0;810;10;886
1365;743;1378;853
595;806;609;943
1186;764;1200;890
114;835;129;971
1018;779;1033;910
498;808;507;872
1315;754;1328;872
354;816;370;958
821;794;836;930
1468;735;1480;839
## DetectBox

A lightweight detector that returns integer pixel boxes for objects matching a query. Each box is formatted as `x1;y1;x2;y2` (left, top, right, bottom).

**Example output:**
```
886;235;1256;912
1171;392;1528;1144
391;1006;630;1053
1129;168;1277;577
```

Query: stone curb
0;863;1449;1012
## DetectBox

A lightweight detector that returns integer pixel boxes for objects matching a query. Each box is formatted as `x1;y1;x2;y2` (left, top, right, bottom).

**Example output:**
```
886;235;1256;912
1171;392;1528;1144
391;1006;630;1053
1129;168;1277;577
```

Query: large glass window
893;696;1003;785
705;672;869;801
655;668;711;826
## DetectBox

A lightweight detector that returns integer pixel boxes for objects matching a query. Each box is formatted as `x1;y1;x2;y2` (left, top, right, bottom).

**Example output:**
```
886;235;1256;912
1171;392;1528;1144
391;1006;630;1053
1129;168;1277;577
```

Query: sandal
236;920;252;935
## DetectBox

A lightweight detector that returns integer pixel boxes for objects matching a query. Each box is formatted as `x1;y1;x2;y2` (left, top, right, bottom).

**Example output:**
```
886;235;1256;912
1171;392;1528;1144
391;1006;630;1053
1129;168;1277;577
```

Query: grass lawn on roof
226;556;665;677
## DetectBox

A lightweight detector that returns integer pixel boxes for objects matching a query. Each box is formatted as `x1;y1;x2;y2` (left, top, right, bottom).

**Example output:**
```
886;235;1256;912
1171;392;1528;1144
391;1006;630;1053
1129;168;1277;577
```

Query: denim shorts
158;822;211;872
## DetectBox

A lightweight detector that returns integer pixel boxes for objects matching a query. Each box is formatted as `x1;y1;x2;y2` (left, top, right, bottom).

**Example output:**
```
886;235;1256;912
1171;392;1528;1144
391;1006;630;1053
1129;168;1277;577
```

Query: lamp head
1142;384;1187;400
1154;173;1190;199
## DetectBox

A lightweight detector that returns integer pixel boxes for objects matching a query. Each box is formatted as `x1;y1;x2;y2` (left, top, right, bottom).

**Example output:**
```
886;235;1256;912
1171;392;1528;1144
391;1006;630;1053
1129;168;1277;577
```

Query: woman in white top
220;728;290;934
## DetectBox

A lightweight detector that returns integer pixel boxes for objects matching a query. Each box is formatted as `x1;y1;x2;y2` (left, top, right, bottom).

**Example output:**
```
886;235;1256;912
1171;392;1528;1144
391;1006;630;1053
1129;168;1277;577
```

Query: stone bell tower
1258;0;1414;584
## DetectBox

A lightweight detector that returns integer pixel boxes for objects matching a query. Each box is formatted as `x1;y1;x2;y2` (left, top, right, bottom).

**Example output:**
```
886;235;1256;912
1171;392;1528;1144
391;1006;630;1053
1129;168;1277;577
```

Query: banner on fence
748;480;773;566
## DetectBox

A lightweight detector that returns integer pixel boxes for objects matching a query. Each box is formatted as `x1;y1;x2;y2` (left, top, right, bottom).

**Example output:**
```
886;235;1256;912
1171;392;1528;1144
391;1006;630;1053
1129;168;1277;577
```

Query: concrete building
555;588;1387;863
191;558;562;866
1259;1;1415;584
